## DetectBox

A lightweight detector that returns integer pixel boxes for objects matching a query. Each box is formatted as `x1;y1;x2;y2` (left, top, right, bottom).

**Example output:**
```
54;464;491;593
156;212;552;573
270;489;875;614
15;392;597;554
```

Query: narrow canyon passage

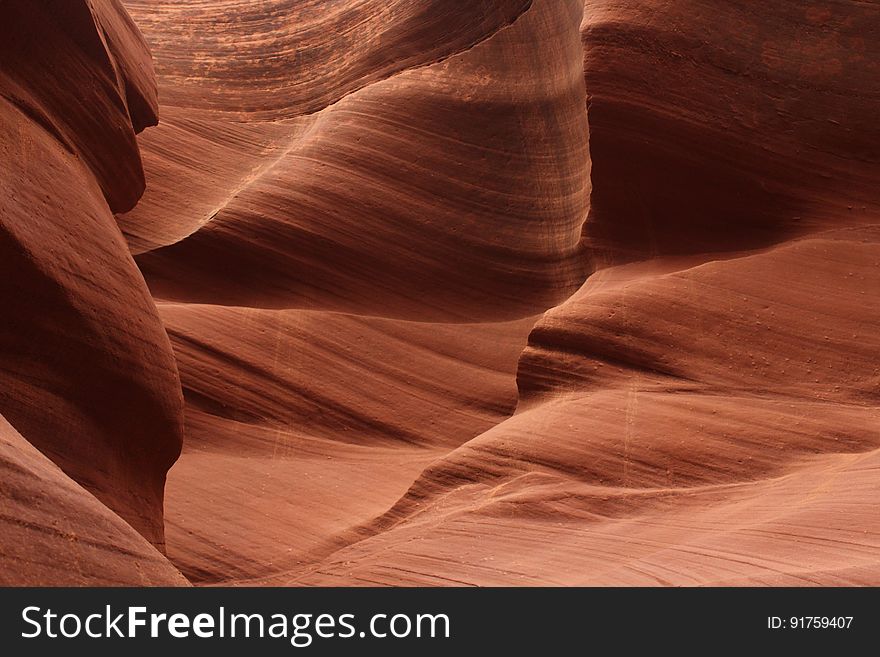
1;0;878;586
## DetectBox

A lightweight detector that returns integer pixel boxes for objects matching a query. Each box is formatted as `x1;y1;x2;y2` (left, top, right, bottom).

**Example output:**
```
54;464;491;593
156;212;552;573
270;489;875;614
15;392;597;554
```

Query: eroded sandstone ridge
1;0;878;585
0;0;184;582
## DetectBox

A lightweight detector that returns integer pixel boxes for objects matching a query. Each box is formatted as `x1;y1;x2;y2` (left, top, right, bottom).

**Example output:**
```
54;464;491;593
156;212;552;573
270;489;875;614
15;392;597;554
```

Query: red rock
0;0;183;558
581;0;880;262
0;414;186;586
125;0;591;321
3;0;879;587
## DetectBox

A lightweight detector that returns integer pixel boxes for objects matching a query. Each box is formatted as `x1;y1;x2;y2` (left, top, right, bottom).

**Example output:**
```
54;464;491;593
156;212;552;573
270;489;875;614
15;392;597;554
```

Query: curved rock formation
261;0;880;585
122;0;534;119
3;0;878;587
0;0;158;212
291;228;879;585
160;304;536;581
102;0;593;584
124;0;590;321
119;0;878;586
581;0;880;262
0;0;183;555
0;414;187;586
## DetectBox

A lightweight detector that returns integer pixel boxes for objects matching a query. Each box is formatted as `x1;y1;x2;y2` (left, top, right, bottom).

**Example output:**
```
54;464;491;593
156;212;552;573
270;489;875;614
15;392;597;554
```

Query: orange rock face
0;414;187;586
0;0;184;582
1;0;878;585
124;0;590;320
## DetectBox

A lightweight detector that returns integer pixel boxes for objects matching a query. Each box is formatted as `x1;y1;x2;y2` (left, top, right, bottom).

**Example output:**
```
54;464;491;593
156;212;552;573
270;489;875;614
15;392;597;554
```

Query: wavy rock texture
108;0;592;584
122;0;590;321
117;0;536;252
0;0;184;580
120;0;877;585
288;229;880;585
160;305;536;581
266;0;880;585
3;0;878;587
581;0;880;262
0;415;187;586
